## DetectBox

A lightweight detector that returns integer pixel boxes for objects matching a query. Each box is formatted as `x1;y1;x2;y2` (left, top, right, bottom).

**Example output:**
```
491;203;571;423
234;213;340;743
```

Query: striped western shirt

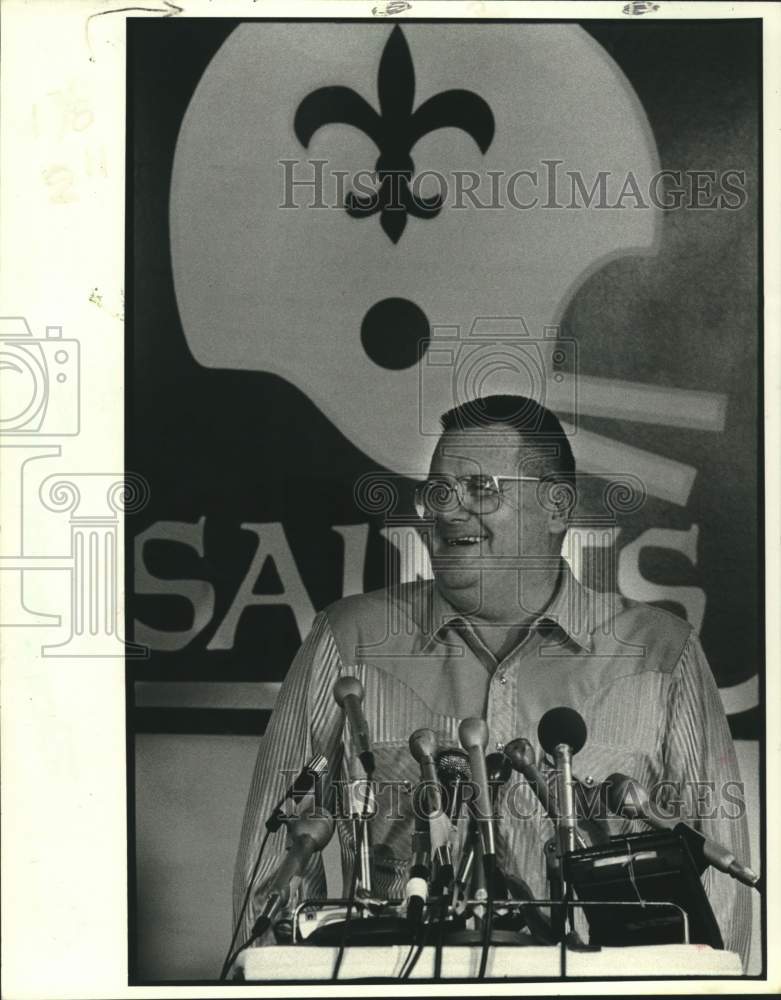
233;564;751;966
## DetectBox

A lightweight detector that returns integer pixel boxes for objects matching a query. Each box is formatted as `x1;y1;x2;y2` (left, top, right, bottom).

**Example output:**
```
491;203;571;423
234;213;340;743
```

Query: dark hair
439;394;575;484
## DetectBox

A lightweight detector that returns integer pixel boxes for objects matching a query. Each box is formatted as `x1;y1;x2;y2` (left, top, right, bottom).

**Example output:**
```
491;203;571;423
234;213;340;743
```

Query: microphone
405;809;431;929
435;746;471;823
435;748;474;910
409;729;453;885
333;676;375;775
504;737;555;816
602;773;662;827
538;707;587;757
486;750;512;807
265;753;329;832
250;807;335;940
504;737;592;852
458;718;496;860
538;707;587;855
409;729;444;814
604;773;761;891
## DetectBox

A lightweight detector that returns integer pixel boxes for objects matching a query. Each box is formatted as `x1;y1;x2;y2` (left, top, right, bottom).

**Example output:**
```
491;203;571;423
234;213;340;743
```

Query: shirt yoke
324;579;694;680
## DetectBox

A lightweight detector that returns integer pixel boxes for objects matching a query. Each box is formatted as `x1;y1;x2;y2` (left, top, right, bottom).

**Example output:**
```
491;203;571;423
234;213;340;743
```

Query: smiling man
232;394;752;967
420;397;573;663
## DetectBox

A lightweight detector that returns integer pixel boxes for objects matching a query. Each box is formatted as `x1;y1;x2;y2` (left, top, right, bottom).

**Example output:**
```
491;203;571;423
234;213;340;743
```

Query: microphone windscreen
434;747;470;818
485;751;512;785
503;737;536;774
604;772;650;818
333;676;364;707
538;707;587;756
435;748;471;783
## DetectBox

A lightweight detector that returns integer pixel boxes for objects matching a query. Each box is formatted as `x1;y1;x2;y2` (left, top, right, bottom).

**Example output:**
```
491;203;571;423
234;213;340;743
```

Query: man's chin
432;566;481;591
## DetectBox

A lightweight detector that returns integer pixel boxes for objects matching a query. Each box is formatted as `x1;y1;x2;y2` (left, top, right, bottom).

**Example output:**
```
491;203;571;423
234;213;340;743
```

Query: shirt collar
419;561;612;653
532;562;593;651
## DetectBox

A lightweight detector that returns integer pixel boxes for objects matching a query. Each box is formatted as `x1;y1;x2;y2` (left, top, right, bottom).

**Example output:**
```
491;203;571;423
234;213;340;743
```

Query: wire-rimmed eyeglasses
413;474;541;519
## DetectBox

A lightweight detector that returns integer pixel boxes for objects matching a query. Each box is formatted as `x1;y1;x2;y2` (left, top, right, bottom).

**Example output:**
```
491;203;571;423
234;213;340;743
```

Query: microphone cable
399;937;424;979
477;853;496;980
218;826;273;981
330;843;361;981
399;903;433;980
220;753;329;979
331;767;374;981
400;870;449;980
433;883;448;980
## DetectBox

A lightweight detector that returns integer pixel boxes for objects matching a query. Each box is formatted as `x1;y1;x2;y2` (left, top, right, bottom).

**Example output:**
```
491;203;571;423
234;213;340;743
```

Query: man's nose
437;492;471;521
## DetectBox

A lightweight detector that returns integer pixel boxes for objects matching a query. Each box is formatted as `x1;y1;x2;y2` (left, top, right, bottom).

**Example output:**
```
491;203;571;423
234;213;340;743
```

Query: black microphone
538;707;587;855
333;676;375;775
602;772;661;827
504;737;556;816
405;809;431;929
538;707;587;757
458;718;496;860
604;773;761;891
486;750;512;807
409;729;453;885
265;753;329;832
250;807;335;940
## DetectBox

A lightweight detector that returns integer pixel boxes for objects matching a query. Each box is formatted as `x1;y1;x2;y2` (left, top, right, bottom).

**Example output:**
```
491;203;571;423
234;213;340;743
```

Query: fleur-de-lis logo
294;26;495;243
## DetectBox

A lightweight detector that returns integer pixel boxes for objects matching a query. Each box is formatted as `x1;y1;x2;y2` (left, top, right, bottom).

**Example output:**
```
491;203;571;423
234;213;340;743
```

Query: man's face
425;424;565;614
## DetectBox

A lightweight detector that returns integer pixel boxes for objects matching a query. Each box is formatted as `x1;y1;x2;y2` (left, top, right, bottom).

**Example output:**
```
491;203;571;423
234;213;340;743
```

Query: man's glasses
413;474;541;518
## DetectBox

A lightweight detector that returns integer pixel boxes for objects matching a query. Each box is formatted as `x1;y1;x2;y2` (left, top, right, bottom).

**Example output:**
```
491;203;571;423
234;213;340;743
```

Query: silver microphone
458;717;495;859
251;807;335;940
409;729;453;885
333;676;375;775
604;772;761;890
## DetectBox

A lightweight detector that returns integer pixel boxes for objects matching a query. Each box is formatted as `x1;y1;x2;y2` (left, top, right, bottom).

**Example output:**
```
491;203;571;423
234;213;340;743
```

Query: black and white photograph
1;1;779;996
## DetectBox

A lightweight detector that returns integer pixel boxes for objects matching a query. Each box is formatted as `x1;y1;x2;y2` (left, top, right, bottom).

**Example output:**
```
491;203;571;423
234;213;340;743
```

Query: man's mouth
441;535;487;547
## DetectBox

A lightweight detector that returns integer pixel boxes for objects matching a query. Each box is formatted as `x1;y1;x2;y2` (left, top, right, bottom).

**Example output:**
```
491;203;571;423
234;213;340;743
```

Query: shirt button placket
487;661;514;758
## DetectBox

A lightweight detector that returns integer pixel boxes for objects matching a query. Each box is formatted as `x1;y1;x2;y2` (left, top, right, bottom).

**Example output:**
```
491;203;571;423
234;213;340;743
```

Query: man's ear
545;479;575;536
548;505;569;536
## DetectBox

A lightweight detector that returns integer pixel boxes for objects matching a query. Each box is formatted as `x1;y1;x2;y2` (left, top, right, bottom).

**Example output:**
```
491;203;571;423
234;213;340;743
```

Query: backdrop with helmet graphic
127;18;761;980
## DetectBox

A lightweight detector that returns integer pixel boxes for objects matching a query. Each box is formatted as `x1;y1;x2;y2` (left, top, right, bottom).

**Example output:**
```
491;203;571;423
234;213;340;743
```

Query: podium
231;944;742;980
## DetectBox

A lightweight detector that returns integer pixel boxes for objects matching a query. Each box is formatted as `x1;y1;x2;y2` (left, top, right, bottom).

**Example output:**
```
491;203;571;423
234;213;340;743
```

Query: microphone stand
347;756;374;898
451;809;478;917
407;810;431;934
554;741;577;945
332;759;375;982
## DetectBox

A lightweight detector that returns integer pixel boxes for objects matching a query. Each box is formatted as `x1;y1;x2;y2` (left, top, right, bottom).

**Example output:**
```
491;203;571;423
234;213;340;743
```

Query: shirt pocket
365;739;418;861
567;740;653;841
570;739;638;788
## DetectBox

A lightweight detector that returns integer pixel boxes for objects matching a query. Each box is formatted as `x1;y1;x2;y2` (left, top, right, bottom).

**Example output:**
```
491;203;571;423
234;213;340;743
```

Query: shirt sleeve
231;611;345;951
661;631;753;968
